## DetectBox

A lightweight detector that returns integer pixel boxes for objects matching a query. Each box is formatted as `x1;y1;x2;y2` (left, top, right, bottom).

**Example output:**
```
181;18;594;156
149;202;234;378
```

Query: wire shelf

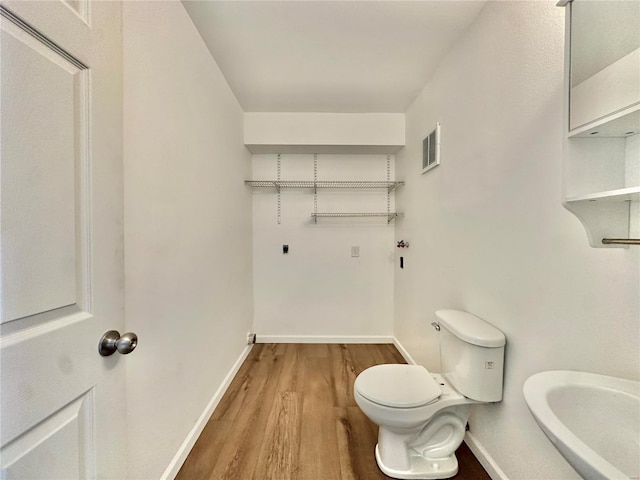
245;180;404;193
246;176;404;223
311;212;403;223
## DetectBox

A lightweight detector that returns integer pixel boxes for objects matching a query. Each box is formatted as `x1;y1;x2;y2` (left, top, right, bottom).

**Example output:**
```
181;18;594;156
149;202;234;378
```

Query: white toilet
354;309;506;479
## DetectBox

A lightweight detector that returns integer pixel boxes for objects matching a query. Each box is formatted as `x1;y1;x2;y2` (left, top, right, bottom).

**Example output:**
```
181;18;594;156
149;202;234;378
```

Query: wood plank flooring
176;344;491;480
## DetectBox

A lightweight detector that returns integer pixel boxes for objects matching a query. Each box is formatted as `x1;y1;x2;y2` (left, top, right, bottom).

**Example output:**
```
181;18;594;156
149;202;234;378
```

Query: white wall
122;2;253;478
394;2;639;479
252;153;395;341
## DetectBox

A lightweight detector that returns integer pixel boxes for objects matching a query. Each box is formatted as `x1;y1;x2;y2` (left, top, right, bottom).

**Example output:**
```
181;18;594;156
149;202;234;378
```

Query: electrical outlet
351;246;360;257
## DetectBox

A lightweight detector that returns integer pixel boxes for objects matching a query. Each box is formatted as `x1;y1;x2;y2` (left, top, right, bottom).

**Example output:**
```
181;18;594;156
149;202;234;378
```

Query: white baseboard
392;337;417;365
161;344;253;480
464;432;509;480
256;335;394;344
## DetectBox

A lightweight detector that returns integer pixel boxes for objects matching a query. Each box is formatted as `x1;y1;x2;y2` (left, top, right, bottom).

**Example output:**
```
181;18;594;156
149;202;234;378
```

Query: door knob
99;330;138;356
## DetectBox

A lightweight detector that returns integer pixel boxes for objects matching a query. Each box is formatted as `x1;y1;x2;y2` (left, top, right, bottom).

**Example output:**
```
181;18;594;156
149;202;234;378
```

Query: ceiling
182;1;486;113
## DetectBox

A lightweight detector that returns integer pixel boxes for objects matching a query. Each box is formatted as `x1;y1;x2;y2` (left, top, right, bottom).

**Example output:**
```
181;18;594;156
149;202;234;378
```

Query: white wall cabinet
561;0;640;247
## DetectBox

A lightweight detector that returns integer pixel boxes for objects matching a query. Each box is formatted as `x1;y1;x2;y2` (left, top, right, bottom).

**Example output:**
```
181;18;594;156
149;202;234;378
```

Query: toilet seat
355;365;441;408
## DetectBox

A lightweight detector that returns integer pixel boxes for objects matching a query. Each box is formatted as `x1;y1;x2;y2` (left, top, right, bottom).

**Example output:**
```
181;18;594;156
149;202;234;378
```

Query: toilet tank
435;309;506;402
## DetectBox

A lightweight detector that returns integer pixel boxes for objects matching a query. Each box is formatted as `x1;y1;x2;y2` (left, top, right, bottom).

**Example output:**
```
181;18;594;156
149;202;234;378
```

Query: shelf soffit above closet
245;144;404;154
243;112;406;153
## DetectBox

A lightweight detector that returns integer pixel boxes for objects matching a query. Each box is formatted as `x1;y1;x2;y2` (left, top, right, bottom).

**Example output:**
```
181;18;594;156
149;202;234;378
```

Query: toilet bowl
354;365;475;479
353;310;506;480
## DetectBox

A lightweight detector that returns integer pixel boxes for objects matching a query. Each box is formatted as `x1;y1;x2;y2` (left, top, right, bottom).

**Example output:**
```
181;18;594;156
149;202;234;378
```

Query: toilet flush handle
431;322;440;332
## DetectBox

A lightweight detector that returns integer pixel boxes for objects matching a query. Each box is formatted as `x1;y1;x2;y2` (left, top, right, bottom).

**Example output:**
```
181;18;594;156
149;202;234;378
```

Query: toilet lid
355;364;441;408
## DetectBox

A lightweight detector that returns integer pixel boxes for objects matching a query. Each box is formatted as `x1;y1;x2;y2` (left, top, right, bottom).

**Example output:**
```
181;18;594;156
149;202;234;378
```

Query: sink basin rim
523;369;640;480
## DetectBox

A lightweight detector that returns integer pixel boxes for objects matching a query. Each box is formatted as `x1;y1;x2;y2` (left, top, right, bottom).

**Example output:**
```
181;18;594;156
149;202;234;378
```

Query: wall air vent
421;122;441;174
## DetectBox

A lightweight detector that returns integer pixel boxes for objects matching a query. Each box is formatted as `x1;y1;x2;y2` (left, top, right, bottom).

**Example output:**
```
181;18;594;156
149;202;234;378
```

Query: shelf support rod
277;154;281;224
386;154;391;216
602;238;640;245
313;153;318;223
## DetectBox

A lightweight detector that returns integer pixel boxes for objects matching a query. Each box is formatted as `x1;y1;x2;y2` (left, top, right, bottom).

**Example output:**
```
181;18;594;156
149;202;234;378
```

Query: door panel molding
0;6;87;69
1;5;92;325
1;389;95;479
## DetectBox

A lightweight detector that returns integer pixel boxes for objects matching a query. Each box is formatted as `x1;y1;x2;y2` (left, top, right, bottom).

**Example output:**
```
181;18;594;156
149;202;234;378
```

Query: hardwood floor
176;344;491;480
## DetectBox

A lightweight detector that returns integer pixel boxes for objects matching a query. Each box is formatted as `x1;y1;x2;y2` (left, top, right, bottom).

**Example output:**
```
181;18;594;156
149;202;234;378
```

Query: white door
1;1;128;478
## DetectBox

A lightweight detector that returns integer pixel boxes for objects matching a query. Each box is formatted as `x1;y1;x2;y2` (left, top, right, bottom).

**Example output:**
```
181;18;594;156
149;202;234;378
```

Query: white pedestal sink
523;370;639;480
